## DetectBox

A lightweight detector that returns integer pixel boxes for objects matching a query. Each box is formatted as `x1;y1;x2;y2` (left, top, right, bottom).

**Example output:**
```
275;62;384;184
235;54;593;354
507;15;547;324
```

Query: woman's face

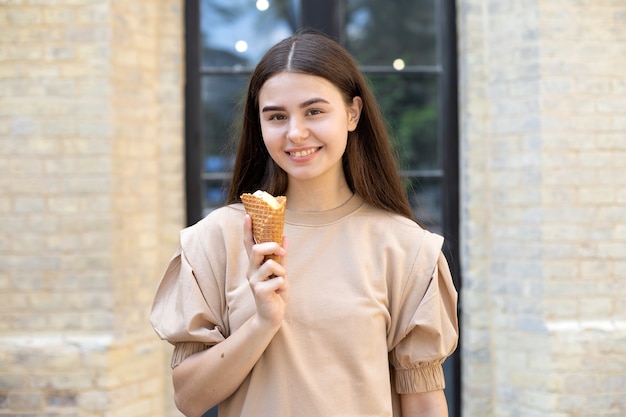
258;72;362;188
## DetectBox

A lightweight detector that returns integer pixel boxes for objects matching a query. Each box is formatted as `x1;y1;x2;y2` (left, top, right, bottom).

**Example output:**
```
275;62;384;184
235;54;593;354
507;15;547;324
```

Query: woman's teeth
290;148;317;157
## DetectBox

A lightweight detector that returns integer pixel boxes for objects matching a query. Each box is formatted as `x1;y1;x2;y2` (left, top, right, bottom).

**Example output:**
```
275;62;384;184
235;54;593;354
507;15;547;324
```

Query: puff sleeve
388;233;459;393
150;224;229;369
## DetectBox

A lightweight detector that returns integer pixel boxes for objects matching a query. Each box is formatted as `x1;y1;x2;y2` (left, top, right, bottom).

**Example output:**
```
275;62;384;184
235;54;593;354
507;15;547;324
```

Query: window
185;1;460;416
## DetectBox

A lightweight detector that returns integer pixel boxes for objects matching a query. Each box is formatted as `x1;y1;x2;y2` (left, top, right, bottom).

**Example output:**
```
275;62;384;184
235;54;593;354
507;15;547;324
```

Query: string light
392;58;405;71
256;0;269;11
235;40;248;53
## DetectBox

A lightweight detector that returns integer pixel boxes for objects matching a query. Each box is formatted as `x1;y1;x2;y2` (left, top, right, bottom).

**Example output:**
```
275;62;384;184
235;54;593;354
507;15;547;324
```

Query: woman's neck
285;178;353;212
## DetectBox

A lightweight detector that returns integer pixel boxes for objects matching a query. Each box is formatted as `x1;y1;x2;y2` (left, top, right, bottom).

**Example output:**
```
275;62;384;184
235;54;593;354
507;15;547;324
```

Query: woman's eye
268;114;286;121
306;109;322;116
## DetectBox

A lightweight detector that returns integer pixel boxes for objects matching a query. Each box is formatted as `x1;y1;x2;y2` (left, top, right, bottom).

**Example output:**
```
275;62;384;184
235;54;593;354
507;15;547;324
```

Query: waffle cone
241;192;286;263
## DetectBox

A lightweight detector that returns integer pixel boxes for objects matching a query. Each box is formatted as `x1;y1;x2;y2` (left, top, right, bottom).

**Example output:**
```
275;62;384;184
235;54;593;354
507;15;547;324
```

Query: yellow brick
578;186;616;205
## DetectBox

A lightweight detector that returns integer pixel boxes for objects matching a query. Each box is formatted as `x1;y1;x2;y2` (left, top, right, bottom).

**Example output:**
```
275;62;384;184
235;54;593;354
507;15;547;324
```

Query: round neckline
285;193;364;227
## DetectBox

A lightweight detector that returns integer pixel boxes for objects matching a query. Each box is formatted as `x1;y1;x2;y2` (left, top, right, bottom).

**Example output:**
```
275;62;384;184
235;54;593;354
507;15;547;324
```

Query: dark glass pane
200;74;246;214
200;0;297;67
367;74;439;170
344;0;437;66
201;74;248;155
406;176;442;233
203;177;231;216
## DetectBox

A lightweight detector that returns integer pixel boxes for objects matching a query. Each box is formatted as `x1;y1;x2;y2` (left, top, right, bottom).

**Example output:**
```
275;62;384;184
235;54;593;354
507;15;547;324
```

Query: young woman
151;31;458;417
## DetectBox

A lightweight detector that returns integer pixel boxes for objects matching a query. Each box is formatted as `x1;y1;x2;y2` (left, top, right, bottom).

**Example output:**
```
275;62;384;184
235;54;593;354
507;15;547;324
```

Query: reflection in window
407;176;442;233
367;75;439;171
345;0;437;67
201;76;247;155
200;0;296;67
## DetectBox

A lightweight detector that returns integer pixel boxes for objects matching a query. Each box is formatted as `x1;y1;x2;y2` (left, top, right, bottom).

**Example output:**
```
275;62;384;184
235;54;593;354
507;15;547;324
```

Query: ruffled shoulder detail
388;232;459;393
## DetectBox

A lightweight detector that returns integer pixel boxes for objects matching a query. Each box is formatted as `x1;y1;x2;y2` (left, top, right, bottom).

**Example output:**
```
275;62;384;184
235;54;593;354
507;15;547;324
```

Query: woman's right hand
243;214;290;328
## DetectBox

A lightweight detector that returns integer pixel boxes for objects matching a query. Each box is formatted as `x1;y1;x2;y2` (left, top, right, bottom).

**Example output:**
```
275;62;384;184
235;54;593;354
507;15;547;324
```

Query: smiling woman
182;1;461;416
152;30;459;417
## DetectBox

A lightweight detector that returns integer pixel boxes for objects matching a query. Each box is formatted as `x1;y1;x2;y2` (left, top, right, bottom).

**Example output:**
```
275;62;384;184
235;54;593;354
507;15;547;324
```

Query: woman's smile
287;147;321;159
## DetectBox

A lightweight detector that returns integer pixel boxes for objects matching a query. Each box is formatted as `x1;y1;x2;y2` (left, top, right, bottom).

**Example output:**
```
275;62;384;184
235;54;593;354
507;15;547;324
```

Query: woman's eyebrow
261;98;330;113
299;98;329;108
261;105;284;113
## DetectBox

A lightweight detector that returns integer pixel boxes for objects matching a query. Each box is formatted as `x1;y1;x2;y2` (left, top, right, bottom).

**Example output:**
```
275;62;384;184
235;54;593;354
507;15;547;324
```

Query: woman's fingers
280;236;289;267
243;214;255;257
248;248;286;282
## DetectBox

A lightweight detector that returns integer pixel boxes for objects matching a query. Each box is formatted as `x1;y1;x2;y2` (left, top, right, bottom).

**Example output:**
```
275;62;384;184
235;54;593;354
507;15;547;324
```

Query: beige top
150;195;458;417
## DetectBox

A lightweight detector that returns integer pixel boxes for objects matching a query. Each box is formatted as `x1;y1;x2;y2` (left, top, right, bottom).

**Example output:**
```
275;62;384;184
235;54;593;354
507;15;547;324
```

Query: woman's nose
286;117;308;143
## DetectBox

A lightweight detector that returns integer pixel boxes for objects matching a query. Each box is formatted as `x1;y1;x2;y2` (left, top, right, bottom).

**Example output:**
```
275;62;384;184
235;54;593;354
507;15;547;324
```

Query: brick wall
458;0;626;416
0;1;184;416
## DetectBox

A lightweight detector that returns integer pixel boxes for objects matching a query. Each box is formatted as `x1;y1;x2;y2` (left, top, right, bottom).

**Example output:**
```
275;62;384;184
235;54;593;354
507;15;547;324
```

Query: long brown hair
226;31;413;220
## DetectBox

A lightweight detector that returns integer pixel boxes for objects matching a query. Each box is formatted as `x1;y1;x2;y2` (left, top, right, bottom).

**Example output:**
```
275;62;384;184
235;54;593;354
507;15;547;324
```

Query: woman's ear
347;96;363;132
